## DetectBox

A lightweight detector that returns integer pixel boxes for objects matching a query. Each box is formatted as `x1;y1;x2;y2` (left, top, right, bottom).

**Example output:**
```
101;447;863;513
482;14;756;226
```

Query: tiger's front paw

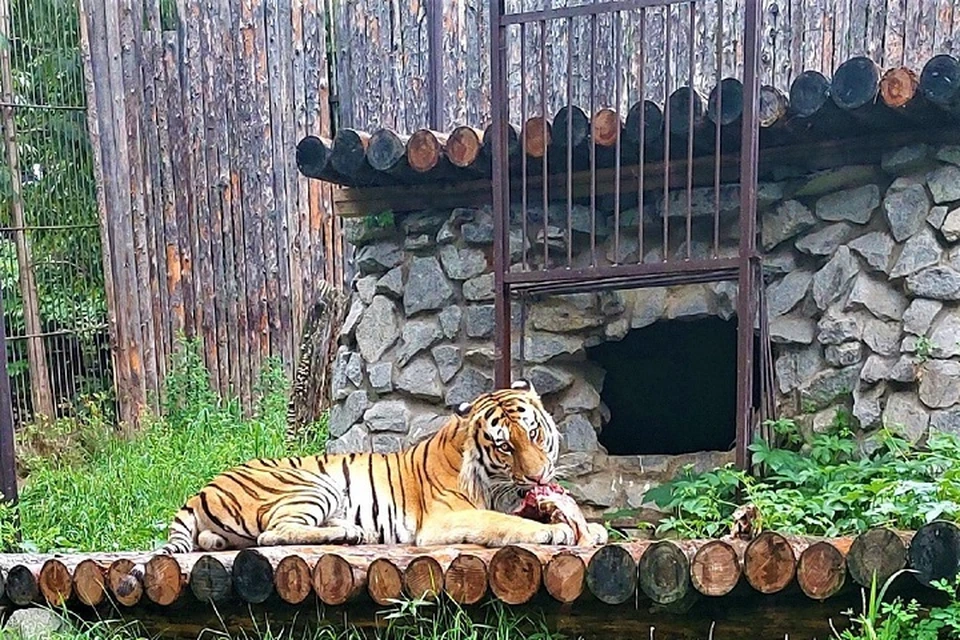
583;522;609;546
529;522;577;545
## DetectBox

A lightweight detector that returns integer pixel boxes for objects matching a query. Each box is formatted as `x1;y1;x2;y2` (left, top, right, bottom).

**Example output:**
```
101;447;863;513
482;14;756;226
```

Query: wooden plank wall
79;0;342;425
336;0;960;131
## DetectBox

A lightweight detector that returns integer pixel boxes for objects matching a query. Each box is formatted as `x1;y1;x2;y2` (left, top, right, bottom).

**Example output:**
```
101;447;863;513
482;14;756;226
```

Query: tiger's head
455;380;561;512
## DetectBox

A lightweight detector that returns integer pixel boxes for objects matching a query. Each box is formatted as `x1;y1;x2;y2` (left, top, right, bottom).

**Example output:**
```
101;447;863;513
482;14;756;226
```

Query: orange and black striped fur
162;379;606;552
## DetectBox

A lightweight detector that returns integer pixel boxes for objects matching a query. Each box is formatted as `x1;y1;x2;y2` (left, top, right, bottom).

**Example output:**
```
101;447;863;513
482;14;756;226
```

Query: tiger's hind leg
258;518;369;546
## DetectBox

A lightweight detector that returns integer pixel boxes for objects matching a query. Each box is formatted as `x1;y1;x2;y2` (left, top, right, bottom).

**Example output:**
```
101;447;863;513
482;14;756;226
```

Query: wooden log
553;105;590;151
406;129;449;173
443;553;488;605
830;56;904;127
488;545;542;605
591;108;623;148
847;527;910;588
481;121;521;160
758;85;789;127
909;520;960;588
107;558;142;607
367;557;403;605
623;99;664;149
38;559;72;607
797;541;848;600
365;128;411;174
521;116;552;160
404;555;445;600
638;541;692;605
314;553;365;606
190;555;232;604
544;550;587;604
6;564;40;606
787;70;858;137
743;531;798;594
920;54;960;115
330;128;381;185
232;548;275;604
690;539;742;597
144;554;185;606
707;78;745;127
882;66;951;125
73;559;107;607
296;135;346;183
666;86;707;139
446;126;485;170
586;544;637;605
275;555;313;605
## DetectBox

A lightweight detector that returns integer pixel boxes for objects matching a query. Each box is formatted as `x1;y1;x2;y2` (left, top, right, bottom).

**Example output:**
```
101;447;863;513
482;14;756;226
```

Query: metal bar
736;0;762;470
511;266;740;296
0;224;101;232
428;0;444;131
713;0;723;258
589;7;597;267
540;19;548;270
501;0;690;25
505;256;744;284
0;283;18;506
613;10;622;264
662;5;671;261
686;2;695;260
521;21;529;272
566;17;573;268
637;8;645;263
8;327;109;341
0;101;85;111
491;0;511;387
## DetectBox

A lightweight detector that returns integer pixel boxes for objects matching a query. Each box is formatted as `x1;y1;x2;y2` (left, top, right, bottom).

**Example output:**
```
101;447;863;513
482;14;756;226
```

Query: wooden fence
335;0;960;133
79;0;343;425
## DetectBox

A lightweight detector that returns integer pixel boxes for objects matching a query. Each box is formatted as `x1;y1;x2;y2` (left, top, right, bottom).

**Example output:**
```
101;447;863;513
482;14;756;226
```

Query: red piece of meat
513;482;591;544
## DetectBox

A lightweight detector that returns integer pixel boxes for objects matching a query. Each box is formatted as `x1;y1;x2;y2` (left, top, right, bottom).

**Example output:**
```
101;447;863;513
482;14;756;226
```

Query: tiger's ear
455;402;473;417
511;379;536;394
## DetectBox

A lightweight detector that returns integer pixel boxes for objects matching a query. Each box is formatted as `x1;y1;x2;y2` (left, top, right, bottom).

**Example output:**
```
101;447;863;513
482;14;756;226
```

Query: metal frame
489;0;763;469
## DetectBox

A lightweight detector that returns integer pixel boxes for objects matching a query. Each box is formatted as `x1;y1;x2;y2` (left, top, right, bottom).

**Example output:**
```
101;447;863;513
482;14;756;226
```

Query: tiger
117;380;606;594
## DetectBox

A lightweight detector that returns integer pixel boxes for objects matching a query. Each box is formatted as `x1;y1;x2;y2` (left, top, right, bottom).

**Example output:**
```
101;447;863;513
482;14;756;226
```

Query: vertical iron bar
714;0;723;258
686;2;695;260
521;22;529;272
613;10;622;263
0;283;18;507
736;0;761;470
662;6;671;261
589;10;597;266
638;8;645;263
428;0;444;131
541;19;548;269
491;0;511;387
518;291;527;380
566;17;573;268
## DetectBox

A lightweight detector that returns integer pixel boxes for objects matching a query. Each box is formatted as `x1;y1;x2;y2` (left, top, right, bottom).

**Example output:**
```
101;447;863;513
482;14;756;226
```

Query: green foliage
645;416;960;539
2;338;327;553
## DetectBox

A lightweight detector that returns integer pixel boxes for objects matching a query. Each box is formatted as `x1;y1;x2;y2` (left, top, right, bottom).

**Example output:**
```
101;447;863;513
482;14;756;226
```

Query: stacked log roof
297;55;960;193
1;523;957;612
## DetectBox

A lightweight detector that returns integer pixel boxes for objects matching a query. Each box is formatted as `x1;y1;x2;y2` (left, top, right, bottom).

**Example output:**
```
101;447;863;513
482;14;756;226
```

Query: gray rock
376;267;404;299
659;184;740;219
558;379;602;415
439;305;463;338
4;608;64;640
767;270;813;317
355;242;403;274
796;223;856;256
326;424;371;454
509;229;528;262
364;399;411;433
770;315;817;344
567;470;622;508
439;244;487;280
605;317;629;340
825;342;863;367
882;144;933;175
431;345;462;384
794;165;881;197
404;256;455;315
883;392;930;443
404;234;432;251
816;184;880;224
665;284;716;320
527;365;575;395
903;298;943;336
446;367;494;406
568;204;612;237
462;221;495;245
368;362;393;393
343;217;394;247
764;244;800;274
929;205;950;230
890;356;920;383
919;360;960;408
799;365;861;411
942;207;960;242
346;352;364;387
600;290;625;316
812;246;860;309
862;319;902;356
937;145;960;166
762;200;817;249
396;317;443;367
846;273;908;321
521;332;584;363
927;164;960;204
396;357;444;401
630;287;668;329
931;407;960;435
861;355;896;384
710;280;739;320
372;434;404;453
436;219;457;244
890;227;942;278
775;345;825;393
407;414;449;446
356;295;401;363
561;414;600;452
906;266;960;300
341;298;365;340
848;231;896;273
929;312;960;358
402;211;448;235
463;273;495;301
535;225;567;252
757;181;786;207
332;346;352;401
356;276;378;304
330;390;369;437
818;310;863;344
531;298;603;332
465;305;495;338
853;382;886;429
884;183;931;242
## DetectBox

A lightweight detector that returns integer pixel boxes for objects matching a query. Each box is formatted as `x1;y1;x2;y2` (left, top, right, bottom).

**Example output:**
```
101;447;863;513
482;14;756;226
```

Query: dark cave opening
588;317;739;455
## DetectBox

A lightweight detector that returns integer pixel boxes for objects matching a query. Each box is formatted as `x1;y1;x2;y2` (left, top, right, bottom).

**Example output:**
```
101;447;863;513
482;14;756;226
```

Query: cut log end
233;549;275;604
489;545;542;605
667;87;706;136
275;555;313;605
404;556;444;600
314;553;363;606
296;135;335;178
545;551;586;603
759;85;789;128
831;56;881;111
789;70;831;118
190;555;232;604
624;99;664;146
920;54;960;108
638;541;691;605
798;542;847;600
880;67;921;109
482;122;520;157
107;559;142;607
447;126;483;168
909;520;960;587
6;565;39;607
331;129;372;177
73;559;107;607
144;555;184;606
39;559;72;607
407;129;446;173
591;108;623;148
691;540;741;597
522;116;552;159
847;527;909;588
587;544;638;605
368;558;403;605
744;531;797;594
444;554;488;605
707;78;745;126
367;129;408;172
553;105;590;149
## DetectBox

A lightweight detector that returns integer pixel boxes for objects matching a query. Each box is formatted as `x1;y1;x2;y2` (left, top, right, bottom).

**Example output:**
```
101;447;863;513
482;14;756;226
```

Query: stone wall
327;141;960;520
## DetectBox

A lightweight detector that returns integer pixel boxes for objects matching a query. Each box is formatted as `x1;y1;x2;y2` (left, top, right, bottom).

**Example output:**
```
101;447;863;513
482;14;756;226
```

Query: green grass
6;339;328;554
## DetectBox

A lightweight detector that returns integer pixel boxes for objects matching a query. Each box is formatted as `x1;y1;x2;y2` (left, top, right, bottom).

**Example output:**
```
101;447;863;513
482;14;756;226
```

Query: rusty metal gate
488;0;764;467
